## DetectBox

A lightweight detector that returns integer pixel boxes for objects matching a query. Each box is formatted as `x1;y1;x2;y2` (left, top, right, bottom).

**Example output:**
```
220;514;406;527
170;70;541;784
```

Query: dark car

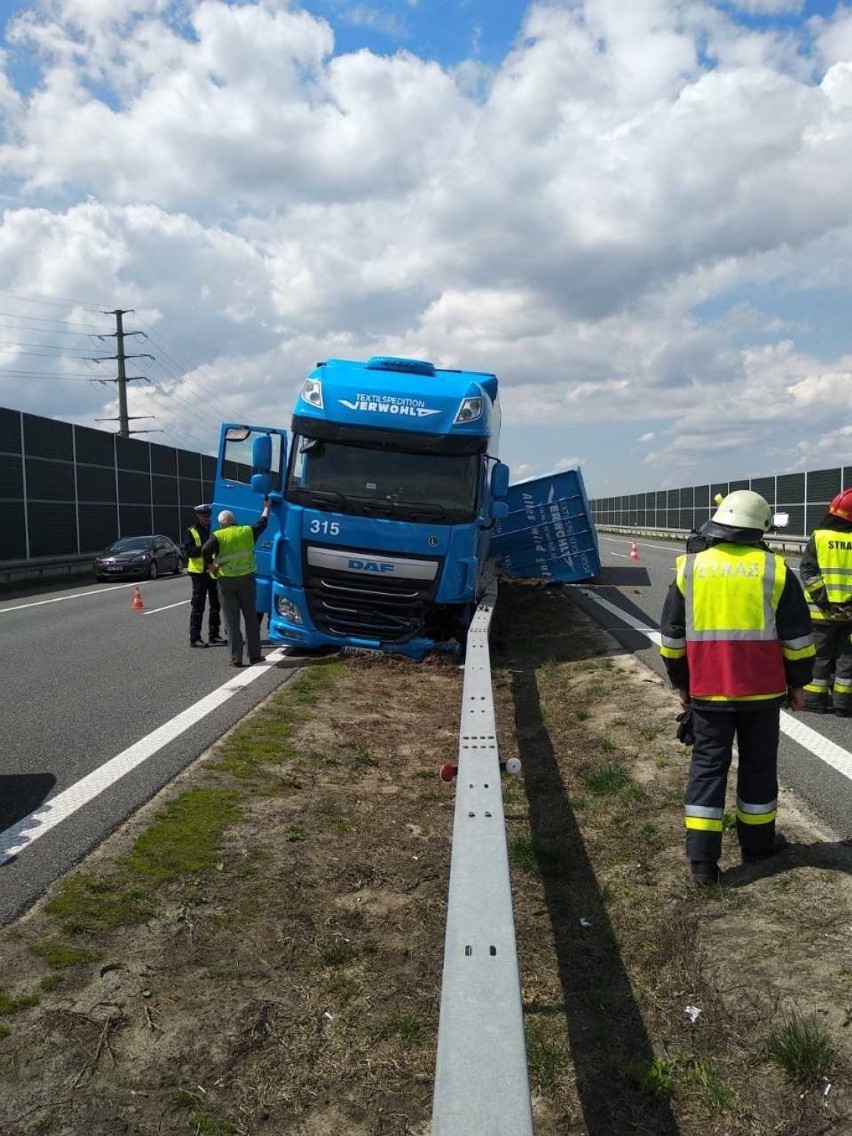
94;535;184;582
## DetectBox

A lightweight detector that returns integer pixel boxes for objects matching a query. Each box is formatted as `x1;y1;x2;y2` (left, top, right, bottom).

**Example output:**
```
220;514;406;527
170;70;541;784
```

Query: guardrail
597;525;807;556
432;566;534;1135
0;553;95;587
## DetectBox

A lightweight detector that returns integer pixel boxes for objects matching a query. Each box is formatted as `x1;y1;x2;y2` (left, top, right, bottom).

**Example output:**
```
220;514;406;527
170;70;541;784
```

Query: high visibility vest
675;544;789;701
187;526;205;574
213;524;256;578
804;529;852;620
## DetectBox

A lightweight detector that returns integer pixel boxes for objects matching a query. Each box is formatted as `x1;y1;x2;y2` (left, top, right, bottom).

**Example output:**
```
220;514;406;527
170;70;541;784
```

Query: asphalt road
0;572;301;924
574;534;852;841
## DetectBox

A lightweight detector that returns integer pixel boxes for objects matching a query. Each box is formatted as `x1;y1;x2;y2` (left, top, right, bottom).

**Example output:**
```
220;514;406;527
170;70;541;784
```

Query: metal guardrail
597;525;807;556
432;566;534;1135
0;553;95;586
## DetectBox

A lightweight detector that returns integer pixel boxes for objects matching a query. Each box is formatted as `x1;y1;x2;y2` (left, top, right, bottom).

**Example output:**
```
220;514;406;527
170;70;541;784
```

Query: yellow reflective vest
213;524;256;578
673;544;788;701
803;529;852;621
187;526;205;575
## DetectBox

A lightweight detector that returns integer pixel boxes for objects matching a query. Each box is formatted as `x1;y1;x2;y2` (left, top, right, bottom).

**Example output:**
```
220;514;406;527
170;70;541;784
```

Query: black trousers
685;705;780;864
218;575;261;664
804;621;852;712
189;572;221;643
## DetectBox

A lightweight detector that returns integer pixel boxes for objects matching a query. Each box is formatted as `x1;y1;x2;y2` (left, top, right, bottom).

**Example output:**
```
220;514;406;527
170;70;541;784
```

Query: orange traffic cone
629;540;640;562
131;585;145;611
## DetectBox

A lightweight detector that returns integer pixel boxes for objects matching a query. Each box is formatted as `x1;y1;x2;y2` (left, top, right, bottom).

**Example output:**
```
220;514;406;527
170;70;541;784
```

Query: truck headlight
454;396;482;424
301;378;324;409
276;597;303;624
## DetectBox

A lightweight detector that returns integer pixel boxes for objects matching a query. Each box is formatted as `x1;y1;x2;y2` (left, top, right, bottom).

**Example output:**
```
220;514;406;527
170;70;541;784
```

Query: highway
575;534;852;841
0;573;299;925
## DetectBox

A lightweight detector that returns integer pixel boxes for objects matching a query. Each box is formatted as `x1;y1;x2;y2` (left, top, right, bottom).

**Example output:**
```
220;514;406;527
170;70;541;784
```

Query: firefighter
685;493;725;553
660;490;814;886
800;489;852;715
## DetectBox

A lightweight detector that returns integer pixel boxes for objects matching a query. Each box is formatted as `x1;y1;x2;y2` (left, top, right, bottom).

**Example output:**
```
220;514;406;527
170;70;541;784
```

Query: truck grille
304;553;440;642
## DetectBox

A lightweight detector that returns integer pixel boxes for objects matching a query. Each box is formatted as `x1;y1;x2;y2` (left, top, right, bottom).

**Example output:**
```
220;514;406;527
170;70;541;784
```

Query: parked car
94;535;184;581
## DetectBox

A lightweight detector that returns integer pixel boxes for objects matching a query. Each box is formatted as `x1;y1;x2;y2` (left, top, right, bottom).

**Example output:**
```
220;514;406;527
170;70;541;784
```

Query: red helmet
829;489;852;521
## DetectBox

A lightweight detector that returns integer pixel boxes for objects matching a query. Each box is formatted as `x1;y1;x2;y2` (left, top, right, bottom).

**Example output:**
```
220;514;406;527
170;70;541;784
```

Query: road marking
578;587;852;784
600;535;684;553
0;582;140;613
0;648;291;865
143;600;191;615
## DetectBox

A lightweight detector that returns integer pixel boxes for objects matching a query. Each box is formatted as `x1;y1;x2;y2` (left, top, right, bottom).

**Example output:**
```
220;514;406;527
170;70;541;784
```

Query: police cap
194;503;212;516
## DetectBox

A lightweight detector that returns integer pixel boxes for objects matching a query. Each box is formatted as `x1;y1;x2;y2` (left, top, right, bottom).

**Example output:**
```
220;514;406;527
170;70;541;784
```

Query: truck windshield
286;436;479;523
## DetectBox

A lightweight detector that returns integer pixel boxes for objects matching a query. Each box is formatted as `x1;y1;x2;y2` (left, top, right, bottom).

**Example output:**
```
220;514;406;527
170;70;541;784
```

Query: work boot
190;639;208;649
208;635;226;645
741;834;787;865
690;861;721;887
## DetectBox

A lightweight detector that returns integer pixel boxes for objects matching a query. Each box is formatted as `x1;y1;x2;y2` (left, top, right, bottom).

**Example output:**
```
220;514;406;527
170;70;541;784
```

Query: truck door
214;424;288;613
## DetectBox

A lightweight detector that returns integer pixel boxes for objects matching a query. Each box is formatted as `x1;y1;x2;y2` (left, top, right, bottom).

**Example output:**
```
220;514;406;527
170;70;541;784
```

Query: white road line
0;581;140;614
578;587;852;784
0;648;290;865
600;535;684;553
143;600;191;615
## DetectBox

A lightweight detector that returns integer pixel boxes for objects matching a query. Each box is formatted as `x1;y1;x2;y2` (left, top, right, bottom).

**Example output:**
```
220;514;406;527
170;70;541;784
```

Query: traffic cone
629;540;639;562
131;585;145;611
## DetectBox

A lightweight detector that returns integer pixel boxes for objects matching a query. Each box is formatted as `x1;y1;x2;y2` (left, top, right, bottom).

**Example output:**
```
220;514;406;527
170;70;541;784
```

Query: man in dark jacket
660;490;814;886
799;489;852;715
183;504;223;649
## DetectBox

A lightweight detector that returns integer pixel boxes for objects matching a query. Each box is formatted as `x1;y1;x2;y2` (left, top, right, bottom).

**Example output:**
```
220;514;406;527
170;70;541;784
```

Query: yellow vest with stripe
675;544;787;701
187;526;205;574
213;524;256;578
805;529;852;620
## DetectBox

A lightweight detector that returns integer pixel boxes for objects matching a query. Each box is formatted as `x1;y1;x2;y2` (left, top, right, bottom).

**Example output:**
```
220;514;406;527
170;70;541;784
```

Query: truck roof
295;355;499;440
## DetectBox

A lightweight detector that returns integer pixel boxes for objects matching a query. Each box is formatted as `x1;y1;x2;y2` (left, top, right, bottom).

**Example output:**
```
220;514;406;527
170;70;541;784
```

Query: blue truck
212;355;600;659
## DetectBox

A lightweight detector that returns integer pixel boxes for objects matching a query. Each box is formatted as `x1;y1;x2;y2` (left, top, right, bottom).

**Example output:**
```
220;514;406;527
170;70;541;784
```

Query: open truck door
215;424;288;619
491;467;600;583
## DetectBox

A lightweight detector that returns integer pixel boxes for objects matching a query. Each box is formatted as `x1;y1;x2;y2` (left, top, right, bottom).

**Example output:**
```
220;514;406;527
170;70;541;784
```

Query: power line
0;286;106;313
0;310;108;330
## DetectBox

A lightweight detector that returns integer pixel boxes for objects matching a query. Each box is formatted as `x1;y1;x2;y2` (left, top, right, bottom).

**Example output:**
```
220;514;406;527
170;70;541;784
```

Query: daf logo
348;558;395;573
427;535;439;547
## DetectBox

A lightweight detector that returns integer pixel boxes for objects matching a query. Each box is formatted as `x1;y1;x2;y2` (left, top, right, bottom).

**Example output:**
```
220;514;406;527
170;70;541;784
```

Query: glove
676;709;695;747
828;603;852;621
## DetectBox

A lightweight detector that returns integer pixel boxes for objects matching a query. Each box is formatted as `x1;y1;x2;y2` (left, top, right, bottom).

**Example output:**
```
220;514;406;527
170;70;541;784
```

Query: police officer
202;501;270;668
184;504;224;649
800;489;852;715
660;490;814;886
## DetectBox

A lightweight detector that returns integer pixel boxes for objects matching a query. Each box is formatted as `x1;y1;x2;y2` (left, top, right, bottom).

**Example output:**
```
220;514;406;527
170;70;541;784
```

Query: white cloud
556;456;585;470
0;0;851;487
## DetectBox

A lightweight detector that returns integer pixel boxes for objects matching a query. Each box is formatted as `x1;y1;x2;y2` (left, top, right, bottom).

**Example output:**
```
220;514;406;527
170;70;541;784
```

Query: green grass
372;1011;429;1043
580;761;631;795
684;1059;735;1110
174;1091;237;1136
766;1012;836;1088
285;826;304;842
598;738;617;754
45;788;241;936
0;988;39;1015
573;709;590;721
525;1018;570;1095
507;834;537;872
0;1024;10;1038
30;938;100;969
628;1055;676;1098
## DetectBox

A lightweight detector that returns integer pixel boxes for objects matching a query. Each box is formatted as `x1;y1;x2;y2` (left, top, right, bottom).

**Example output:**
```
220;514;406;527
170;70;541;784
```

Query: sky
1;0;852;498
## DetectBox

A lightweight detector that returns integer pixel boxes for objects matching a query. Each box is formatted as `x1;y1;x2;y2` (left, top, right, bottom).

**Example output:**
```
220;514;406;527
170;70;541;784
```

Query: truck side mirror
489;500;509;520
251;473;272;496
252;434;272;473
490;461;509;501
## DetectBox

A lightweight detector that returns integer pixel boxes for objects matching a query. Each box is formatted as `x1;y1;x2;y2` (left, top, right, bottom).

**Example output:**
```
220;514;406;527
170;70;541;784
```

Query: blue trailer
212;355;600;658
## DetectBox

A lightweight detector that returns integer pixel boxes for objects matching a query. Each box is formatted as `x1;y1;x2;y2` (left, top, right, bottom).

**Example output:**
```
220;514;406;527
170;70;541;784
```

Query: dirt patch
0;584;850;1134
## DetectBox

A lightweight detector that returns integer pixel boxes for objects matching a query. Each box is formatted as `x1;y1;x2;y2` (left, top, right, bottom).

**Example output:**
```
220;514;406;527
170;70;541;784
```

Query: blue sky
1;0;852;496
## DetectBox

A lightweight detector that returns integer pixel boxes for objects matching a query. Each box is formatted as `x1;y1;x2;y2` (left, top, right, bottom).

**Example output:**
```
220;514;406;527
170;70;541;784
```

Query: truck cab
214;356;509;659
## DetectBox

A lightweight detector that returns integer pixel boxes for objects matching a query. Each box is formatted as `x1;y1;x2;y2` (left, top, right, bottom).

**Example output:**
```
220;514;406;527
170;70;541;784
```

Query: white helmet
711;490;771;532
